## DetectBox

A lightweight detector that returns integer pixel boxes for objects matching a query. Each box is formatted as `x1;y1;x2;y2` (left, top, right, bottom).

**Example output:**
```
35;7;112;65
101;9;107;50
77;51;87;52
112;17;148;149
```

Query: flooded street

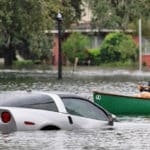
0;69;150;150
1;126;150;150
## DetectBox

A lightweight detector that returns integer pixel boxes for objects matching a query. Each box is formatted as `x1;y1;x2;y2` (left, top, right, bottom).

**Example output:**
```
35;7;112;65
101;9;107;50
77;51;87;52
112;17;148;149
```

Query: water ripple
0;70;149;149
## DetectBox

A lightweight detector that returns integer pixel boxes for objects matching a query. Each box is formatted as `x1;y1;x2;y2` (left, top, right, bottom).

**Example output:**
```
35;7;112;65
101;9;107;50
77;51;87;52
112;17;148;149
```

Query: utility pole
139;18;142;71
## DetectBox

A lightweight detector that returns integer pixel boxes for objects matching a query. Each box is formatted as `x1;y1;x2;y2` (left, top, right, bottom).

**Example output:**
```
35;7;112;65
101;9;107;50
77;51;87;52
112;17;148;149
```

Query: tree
0;0;83;67
62;32;90;64
44;0;83;28
71;0;83;20
0;0;53;67
86;0;150;30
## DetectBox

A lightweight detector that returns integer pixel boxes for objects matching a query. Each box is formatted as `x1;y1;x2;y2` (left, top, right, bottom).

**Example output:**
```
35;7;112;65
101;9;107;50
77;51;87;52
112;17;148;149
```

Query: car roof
0;90;87;106
48;91;85;99
0;91;52;106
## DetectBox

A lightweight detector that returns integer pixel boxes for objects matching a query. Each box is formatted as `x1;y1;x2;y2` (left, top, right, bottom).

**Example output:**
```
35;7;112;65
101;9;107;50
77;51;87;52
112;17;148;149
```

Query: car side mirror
111;114;117;121
108;114;117;125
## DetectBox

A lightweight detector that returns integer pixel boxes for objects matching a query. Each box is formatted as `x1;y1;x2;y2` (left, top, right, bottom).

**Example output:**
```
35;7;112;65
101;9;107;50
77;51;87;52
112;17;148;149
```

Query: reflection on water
0;70;150;149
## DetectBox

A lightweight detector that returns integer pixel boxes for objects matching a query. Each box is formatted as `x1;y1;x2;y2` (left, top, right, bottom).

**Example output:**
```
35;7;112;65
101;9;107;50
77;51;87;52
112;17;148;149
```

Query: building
52;1;150;67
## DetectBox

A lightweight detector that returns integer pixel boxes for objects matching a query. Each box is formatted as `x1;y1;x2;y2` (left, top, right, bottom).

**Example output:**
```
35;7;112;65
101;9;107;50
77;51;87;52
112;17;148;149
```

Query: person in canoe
138;81;150;92
136;82;150;98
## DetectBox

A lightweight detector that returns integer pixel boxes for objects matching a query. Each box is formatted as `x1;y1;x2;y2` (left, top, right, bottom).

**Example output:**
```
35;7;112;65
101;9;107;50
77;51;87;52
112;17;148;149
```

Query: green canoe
93;91;150;115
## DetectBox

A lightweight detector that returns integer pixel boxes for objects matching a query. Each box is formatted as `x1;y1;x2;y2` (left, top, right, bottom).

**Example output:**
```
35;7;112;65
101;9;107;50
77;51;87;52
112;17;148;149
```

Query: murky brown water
0;69;150;150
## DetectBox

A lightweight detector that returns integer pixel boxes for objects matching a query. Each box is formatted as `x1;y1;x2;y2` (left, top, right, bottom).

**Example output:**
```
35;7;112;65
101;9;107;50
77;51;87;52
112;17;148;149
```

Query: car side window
62;98;108;121
23;97;58;112
0;93;58;112
29;101;58;112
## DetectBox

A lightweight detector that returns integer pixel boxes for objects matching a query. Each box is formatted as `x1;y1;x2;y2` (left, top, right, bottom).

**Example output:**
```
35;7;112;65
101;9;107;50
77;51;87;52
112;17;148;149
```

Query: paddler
136;82;150;98
138;81;150;92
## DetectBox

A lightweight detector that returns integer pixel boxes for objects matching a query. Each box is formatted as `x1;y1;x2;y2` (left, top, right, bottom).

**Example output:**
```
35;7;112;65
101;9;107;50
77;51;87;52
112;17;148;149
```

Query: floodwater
0;69;150;150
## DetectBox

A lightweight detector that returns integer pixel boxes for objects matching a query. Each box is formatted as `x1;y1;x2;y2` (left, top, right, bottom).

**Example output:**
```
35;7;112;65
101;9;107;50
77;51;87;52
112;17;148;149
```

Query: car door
61;97;112;129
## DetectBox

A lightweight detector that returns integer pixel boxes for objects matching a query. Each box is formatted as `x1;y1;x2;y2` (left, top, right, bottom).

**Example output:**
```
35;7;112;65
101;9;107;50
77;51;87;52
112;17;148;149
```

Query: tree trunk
4;46;13;68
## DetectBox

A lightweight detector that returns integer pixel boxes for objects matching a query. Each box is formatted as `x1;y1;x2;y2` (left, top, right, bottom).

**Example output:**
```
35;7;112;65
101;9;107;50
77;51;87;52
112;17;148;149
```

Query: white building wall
80;1;92;23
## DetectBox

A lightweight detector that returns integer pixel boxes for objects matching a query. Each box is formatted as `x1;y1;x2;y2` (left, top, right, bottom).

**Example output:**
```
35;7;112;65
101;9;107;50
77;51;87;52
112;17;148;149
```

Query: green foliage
88;48;100;57
99;32;138;63
13;60;34;69
12;60;52;70
28;33;52;61
86;0;150;30
136;18;150;37
62;32;90;64
0;0;53;66
98;61;138;70
48;0;83;28
0;0;83;66
87;48;101;65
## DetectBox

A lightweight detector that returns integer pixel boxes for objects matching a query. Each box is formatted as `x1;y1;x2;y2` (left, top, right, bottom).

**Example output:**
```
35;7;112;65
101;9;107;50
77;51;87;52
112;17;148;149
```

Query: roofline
45;29;135;34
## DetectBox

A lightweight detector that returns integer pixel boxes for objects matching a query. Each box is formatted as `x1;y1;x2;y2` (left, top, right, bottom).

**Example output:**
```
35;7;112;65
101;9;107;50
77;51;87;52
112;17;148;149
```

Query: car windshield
61;97;108;121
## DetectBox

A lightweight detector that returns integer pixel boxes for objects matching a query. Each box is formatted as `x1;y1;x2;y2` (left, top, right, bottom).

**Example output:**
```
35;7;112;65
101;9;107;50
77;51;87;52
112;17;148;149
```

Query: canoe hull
93;91;150;115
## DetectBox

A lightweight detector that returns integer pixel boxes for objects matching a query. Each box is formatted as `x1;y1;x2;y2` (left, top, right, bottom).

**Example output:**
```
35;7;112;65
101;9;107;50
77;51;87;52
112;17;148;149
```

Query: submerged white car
0;91;115;133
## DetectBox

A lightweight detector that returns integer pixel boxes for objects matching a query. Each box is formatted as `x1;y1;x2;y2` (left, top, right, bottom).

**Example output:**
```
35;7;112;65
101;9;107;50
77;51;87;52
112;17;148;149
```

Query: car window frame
61;97;109;121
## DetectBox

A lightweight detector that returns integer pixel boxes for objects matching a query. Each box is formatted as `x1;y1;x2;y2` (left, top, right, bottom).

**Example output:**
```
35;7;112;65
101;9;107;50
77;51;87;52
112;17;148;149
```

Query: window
62;98;108;121
6;95;58;112
27;101;58;112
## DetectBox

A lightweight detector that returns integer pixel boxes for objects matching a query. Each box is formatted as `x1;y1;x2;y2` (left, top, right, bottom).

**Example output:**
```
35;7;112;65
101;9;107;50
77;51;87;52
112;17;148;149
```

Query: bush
12;60;52;70
13;60;34;69
88;48;100;56
99;32;138;63
62;32;90;64
88;48;101;65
